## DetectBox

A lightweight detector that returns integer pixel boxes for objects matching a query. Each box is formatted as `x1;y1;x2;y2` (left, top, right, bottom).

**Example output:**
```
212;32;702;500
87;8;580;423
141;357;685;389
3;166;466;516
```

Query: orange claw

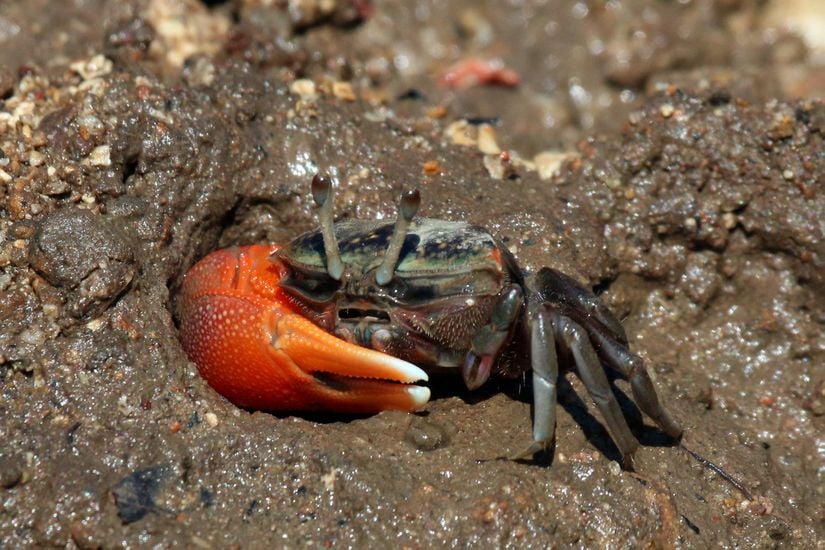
179;244;430;413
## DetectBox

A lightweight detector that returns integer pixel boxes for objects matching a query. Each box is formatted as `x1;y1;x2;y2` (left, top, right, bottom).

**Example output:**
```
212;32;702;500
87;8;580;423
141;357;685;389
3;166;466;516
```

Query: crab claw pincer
178;244;430;413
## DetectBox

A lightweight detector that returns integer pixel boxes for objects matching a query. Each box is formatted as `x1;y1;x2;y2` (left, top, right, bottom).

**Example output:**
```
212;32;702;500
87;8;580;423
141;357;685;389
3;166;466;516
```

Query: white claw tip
406;386;431;410
385;355;428;383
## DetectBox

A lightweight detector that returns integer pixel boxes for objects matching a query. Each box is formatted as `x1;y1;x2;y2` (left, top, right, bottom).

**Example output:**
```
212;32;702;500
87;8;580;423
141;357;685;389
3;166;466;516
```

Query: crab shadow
261;367;676;468
446;369;677;466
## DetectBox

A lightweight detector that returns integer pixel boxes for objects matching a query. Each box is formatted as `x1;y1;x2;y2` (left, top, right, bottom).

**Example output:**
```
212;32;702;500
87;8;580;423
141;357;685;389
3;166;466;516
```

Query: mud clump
29;209;135;318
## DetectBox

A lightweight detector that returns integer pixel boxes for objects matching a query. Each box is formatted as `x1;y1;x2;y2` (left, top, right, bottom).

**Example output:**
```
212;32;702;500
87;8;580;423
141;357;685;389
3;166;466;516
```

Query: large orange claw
179;244;430;413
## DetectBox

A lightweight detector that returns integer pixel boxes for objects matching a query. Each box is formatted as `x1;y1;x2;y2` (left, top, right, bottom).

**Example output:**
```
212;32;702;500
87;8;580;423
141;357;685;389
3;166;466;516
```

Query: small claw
461;352;493;390
179;244;429;414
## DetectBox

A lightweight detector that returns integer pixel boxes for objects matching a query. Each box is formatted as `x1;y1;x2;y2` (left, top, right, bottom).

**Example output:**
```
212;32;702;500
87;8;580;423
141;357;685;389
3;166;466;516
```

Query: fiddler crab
179;175;683;467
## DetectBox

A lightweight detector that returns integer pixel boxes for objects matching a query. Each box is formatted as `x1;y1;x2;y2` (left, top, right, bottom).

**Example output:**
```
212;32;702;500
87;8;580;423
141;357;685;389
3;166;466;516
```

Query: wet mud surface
1;0;823;547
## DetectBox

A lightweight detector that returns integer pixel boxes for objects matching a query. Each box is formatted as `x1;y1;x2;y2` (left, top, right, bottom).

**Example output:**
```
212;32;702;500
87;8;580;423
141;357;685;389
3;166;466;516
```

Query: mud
1;0;823;547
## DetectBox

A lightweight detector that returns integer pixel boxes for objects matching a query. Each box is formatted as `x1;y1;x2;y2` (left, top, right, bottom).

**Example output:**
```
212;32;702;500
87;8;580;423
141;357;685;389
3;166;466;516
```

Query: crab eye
385;279;410;301
280;271;340;304
384;278;438;303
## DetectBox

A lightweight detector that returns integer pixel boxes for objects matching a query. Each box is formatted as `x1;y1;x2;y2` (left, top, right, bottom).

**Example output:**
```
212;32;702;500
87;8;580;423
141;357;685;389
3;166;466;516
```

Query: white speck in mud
573;464;594;481
204;412;218;427
289;79;318;100
321;468;338;491
69;54;113;81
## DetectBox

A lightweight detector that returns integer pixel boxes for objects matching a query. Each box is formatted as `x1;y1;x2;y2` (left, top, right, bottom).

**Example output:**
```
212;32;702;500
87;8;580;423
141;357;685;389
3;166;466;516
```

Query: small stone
445;120;477;147
70;54;113;80
28;151;45;167
405;417;450;451
42;179;69;196
422;160;442;175
483;154;504;179
321;468;337;491
331;81;356;101
18;327;45;346
782;169;794;180
78;115;105;138
0;169;10;183
204;412;218;427
477;124;501;155
659;103;675;118
604;177;622;190
111;465;171;524
42;303;59;318
289;79;317;100
534;151;572;180
88;145;111;167
608;460;622;476
722;212;738;229
0;455;25;488
427;105;448;118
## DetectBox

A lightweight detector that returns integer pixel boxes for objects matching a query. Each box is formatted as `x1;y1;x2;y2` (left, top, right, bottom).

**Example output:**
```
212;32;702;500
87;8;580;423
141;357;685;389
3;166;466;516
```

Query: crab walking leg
462;285;523;390
588;327;683;439
535;267;628;344
551;312;640;467
511;305;559;460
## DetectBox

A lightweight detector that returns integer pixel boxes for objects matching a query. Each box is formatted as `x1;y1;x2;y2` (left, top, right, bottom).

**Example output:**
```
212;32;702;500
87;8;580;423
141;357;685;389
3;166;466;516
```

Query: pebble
534;151;571;180
477;124;501;155
445;120;477;147
289;79;317;100
88;145;111;167
331;81;356;102
28;151;45;167
19;327;45;346
111;465;171;524
204;412;218;427
0;455;25;488
405;417;450;451
70;54;113;81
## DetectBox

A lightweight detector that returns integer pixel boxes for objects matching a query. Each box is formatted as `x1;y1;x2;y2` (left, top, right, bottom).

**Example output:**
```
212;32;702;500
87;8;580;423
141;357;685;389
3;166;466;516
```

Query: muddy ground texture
1;0;824;547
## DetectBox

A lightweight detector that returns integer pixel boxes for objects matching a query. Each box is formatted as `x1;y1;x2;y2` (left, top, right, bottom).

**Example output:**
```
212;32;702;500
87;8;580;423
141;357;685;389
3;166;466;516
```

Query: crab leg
587;327;683;439
550;312;639;468
511;305;559;460
179;245;430;413
535;267;628;344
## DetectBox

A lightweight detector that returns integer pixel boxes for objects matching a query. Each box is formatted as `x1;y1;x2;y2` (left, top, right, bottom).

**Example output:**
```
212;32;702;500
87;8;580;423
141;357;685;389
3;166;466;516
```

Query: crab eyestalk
311;174;344;281
376;189;420;286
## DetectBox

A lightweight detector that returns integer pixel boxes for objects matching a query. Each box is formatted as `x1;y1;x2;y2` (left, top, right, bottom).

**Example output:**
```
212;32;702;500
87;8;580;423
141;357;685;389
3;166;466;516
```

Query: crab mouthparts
338;307;391;321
